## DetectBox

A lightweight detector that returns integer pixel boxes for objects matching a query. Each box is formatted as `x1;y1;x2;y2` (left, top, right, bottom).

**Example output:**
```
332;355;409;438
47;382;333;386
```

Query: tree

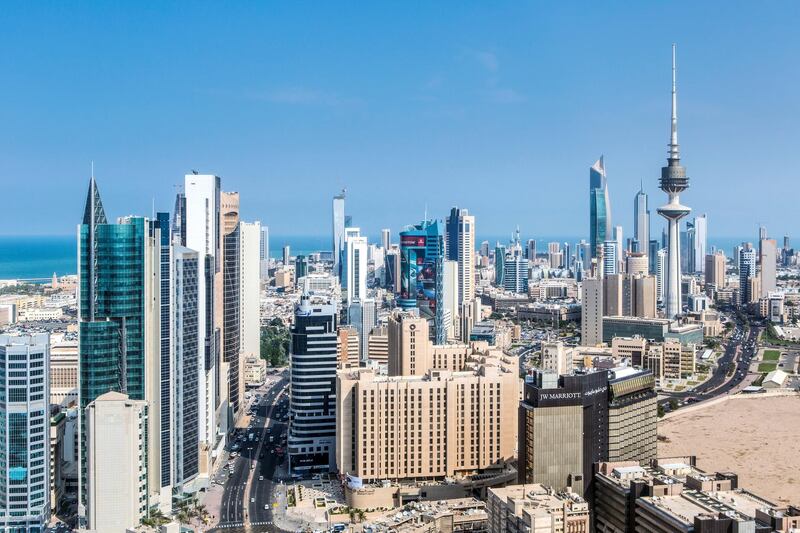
669;398;679;411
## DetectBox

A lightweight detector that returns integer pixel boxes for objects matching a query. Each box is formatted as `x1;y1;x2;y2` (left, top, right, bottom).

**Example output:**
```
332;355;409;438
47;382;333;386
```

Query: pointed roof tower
82;172;108;227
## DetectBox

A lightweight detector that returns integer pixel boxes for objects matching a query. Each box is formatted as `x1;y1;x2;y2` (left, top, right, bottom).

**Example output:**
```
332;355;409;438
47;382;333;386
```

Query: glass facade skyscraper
398;220;446;344
0;334;50;532
590;156;612;260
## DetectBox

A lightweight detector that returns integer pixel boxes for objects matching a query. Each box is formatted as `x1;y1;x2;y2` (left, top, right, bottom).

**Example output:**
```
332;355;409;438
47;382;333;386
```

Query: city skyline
2;3;800;237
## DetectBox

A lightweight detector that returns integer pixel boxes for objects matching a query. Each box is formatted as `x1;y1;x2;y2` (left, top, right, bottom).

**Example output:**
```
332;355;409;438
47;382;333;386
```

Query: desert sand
659;393;800;504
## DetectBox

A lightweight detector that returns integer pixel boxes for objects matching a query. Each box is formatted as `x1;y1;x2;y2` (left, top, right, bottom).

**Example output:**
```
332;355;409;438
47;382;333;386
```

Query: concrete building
50;409;67;515
332;189;346;279
594;457;800;533
367;325;389;365
540;341;573;376
336;340;519;484
626;252;648;276
50;334;78;406
518;367;657;500
85;391;148;533
221;191;241;423
739;246;757;305
336;326;360;369
0;334;51;531
347;299;376;363
288;295;338;474
602;316;703;345
581;278;603;346
344;230;367;304
487;484;590;533
760;238;777;298
704;251;725;291
243;354;266;386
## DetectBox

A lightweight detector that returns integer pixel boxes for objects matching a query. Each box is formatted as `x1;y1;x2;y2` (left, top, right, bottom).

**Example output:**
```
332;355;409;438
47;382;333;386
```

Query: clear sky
2;2;799;242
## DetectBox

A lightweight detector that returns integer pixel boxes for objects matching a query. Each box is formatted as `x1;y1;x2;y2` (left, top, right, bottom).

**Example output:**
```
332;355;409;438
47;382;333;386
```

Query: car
251;497;255;502
259;475;264;480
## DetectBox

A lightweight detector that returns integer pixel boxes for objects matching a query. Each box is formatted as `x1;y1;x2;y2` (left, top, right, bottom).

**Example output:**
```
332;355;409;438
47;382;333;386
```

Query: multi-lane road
660;319;760;410
211;370;291;532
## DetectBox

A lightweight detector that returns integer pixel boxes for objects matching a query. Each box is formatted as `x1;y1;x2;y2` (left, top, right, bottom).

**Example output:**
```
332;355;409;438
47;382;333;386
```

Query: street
210;369;291;533
660;318;761;410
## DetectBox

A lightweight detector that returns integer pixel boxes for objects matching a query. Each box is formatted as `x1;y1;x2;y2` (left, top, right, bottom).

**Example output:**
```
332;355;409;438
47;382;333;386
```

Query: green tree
261;319;291;367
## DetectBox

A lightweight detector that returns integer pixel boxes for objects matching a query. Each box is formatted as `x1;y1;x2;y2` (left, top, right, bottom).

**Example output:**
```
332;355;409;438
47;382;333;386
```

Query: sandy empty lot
659;394;800;504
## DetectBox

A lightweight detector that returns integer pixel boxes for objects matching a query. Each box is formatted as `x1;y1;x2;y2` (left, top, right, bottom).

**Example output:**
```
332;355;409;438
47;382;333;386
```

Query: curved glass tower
590;156;612;261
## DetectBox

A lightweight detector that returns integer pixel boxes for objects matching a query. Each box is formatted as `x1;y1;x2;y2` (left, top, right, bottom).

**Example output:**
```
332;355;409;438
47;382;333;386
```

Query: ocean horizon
0;234;759;281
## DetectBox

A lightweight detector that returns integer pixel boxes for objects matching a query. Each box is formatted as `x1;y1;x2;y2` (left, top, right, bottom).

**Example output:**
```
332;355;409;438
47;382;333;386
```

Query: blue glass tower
589;156;612;260
399;220;445;344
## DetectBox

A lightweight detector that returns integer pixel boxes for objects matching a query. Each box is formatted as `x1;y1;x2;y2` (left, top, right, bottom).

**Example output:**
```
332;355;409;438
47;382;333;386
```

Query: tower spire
668;43;679;161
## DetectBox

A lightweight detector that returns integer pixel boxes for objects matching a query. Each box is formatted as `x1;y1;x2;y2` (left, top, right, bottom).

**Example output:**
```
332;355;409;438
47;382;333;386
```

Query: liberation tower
657;44;691;319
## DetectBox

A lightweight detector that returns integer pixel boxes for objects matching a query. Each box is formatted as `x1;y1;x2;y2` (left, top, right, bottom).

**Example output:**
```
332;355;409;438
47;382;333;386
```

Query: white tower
657;44;691;319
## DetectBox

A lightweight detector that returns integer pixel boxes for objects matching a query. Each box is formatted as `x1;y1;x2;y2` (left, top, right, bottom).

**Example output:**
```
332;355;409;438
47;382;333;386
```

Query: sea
0;234;754;281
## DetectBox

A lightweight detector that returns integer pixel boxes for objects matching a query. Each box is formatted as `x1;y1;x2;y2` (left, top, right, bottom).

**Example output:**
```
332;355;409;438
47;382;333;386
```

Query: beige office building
487;484;590;533
50;334;78;406
626;252;648;276
704;251;725;290
85;392;148;533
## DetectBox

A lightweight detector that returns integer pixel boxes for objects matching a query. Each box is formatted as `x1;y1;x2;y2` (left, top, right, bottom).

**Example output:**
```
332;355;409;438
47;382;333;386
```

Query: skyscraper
705;251;726;291
526;239;537;261
381;228;391;251
0;334;51;531
282;244;291;267
656;248;668;303
78;178;163;512
494;243;506;287
399;220;446;344
657;44;691;319
760;238;777;297
288;295;338;473
581;278;603;346
590;156;612;260
259;225;270;281
239;221;262;407
343;230;367;304
184;173;221;465
602;240;618;277
221;192;241;423
634;186;650;254
504;233;528;294
445;207;476;305
693;214;707;274
332;189;346;278
739;246;757;305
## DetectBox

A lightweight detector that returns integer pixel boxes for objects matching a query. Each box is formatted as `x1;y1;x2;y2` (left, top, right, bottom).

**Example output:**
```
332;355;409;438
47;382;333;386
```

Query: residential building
603;240;618;277
739;246;757;305
344;229;367;304
0;334;51;532
336;326;360;369
367;325;388;365
760;238;777;298
704;251;725;291
259;225;270;281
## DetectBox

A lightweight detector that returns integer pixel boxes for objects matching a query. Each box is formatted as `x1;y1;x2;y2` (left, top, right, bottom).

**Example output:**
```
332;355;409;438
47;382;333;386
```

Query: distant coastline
0;234;759;281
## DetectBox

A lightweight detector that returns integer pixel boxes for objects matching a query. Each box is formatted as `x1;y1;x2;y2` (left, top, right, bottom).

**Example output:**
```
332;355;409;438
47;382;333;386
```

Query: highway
660;318;760;411
212;370;290;533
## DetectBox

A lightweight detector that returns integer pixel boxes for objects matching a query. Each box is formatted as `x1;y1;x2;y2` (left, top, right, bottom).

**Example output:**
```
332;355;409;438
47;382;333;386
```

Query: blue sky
1;2;799;242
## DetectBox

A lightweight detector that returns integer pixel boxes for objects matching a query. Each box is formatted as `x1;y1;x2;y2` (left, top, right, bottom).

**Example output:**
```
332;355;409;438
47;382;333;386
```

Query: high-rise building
399;220;446;344
602;240;618;277
221;192;241;422
704;251;725;291
445;207;476;305
634;187;650;254
85;392;148;532
155;212;173;502
384;249;400;293
381;228;391;250
657;45;691;319
648;239;659;274
656;248;667;303
239;221;262;401
171;246;201;490
346;299;376;362
183;173;221;470
259;225;270;280
294;255;308;287
693;214;707;274
282;244;291;267
526;239;537;261
739;246;757;305
344;230;367;304
332;189;346;278
443;260;459;339
578;240;592;273
626;252;648;276
518;368;657;500
78;178;164;512
288;295;338;474
760;238;777;298
581;278;603;346
494;244;506;287
0;334;51;531
480;240;491;257
590;157;612;260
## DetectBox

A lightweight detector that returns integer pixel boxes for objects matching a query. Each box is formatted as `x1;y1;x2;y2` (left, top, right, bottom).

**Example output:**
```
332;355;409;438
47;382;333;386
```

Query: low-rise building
487;484;590;533
594;457;800;533
362;498;488;532
367;325;389;365
243;354;267;386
